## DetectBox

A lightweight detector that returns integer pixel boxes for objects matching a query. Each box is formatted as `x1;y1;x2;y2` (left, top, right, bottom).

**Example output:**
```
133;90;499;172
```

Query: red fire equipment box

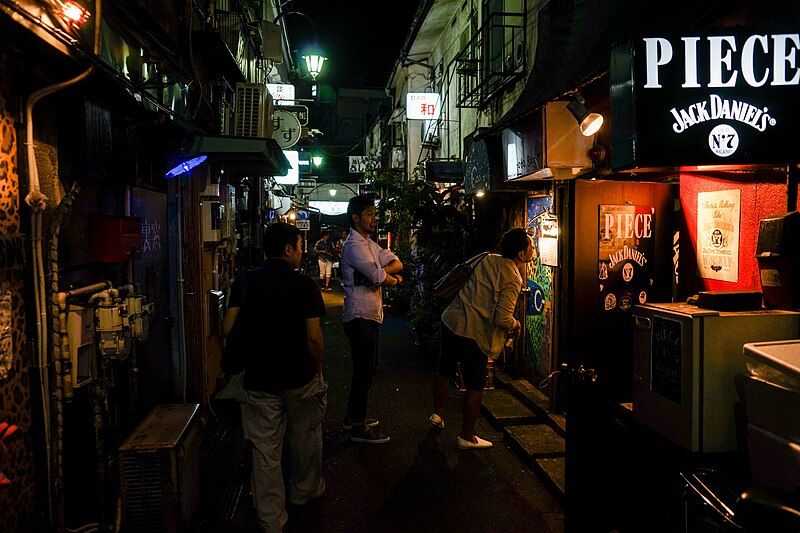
89;215;142;262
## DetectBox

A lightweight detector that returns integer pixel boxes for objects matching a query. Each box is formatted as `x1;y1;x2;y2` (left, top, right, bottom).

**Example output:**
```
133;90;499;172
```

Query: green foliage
368;164;471;357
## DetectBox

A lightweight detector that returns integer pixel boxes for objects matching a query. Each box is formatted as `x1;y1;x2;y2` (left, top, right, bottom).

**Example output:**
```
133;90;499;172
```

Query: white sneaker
429;413;445;429
457;435;493;449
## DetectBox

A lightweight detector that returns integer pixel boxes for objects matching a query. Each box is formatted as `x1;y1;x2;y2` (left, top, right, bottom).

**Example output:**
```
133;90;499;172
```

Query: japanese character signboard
406;93;441;120
267;83;295;106
599;205;656;314
273;110;302;149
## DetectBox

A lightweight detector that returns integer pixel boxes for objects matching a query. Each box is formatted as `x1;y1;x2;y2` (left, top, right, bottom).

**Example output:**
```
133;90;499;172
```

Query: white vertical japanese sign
697;189;740;282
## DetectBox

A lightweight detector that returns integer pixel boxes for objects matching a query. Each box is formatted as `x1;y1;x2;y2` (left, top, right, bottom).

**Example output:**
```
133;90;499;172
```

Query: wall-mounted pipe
25;0;102;528
51;280;109;528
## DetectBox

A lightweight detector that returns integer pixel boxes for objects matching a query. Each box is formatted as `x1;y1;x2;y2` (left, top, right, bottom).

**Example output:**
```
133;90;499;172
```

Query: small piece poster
539;216;559;267
697;189;740;282
599;205;656;313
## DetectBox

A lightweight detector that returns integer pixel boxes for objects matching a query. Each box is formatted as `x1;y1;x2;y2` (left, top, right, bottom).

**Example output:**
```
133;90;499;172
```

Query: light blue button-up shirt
341;229;399;324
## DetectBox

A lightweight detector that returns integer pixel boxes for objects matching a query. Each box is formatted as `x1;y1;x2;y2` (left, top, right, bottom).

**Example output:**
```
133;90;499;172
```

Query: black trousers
343;317;381;423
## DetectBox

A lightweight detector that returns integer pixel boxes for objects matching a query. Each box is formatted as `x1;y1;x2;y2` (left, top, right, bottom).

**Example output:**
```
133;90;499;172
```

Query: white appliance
632;302;800;453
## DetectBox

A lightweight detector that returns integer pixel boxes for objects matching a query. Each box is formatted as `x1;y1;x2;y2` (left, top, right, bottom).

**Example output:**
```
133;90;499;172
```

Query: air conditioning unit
234;83;274;138
119;404;201;532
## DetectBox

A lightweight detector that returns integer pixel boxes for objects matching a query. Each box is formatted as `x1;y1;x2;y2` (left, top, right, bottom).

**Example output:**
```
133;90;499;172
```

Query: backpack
433;252;490;303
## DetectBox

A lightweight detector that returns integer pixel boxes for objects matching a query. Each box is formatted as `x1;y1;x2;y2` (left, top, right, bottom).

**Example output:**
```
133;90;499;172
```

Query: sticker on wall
599;205;655;313
697;189;740;282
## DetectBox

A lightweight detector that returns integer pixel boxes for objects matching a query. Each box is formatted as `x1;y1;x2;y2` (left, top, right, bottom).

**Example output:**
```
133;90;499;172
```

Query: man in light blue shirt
340;195;403;443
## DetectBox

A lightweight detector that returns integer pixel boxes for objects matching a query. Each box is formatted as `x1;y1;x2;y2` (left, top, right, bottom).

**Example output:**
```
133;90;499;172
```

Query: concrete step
505;423;565;459
495;370;566;438
480;389;538;428
533;457;566;501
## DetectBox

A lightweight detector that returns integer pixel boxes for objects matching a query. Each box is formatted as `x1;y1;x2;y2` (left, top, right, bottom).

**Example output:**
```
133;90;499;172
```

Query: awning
188;136;291;176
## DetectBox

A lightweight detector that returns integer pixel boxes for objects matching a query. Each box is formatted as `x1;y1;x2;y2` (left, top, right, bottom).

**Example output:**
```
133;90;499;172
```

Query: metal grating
120;451;165;532
234;83;267;137
456;11;526;108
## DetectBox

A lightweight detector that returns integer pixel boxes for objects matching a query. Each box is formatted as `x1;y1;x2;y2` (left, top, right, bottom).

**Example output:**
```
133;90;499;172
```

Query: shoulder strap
466;251;490;271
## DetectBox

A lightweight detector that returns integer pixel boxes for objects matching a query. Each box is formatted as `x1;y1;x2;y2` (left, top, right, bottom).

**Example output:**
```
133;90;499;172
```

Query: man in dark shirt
226;223;327;532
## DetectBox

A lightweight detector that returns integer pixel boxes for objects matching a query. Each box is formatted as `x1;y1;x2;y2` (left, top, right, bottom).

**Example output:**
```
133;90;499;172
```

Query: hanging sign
598;205;656;313
273;110;302;149
697;189;741;282
266;83;295;106
611;30;800;167
406;93;441;120
348;156;379;173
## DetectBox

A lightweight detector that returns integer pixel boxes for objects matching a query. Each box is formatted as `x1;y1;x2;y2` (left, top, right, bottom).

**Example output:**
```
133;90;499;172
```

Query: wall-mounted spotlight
475;189;486;198
566;94;603;137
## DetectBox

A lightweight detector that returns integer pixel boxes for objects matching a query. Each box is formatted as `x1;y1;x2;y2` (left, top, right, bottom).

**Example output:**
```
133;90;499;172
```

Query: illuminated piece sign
406;93;441;120
273;110;302;149
598;205;655;313
610;31;800;168
280;104;309;125
267;83;295;106
295;219;310;230
276;150;299;185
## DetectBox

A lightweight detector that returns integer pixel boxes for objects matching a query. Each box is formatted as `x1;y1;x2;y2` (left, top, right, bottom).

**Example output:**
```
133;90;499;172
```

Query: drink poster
599;205;656;313
697;189;740;282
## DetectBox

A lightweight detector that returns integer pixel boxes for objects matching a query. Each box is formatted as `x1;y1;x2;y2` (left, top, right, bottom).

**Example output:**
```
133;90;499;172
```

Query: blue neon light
164;155;208;178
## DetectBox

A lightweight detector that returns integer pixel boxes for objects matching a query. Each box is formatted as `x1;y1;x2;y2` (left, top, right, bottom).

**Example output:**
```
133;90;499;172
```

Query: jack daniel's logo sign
612;30;800;167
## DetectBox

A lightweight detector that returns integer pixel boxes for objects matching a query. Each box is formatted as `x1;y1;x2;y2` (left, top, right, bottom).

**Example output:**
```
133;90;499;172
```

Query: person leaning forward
227;222;327;532
430;228;535;450
340;195;403;444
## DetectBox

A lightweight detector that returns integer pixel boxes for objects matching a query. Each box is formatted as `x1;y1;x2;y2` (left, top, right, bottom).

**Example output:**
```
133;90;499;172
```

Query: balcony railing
197;0;270;85
456;11;526;108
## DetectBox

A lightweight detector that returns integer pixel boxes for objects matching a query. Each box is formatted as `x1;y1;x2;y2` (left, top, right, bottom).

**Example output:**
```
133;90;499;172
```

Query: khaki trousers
243;376;327;532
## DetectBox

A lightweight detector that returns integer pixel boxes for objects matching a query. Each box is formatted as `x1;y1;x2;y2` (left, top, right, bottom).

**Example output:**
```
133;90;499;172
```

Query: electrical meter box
67;305;96;387
89;215;142;262
201;201;224;243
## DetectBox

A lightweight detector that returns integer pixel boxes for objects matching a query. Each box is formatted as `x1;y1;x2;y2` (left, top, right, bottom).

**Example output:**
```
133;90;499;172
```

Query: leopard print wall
0;74;37;530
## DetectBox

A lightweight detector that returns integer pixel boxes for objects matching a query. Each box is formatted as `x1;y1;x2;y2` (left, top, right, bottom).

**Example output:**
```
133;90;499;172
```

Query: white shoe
429;413;445;429
457;435;493;449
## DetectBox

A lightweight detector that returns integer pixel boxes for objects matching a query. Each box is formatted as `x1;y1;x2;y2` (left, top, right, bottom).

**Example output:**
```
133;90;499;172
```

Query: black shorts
438;322;487;391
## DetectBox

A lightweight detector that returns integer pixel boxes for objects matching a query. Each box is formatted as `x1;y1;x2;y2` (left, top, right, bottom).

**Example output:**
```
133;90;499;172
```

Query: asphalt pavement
200;280;564;532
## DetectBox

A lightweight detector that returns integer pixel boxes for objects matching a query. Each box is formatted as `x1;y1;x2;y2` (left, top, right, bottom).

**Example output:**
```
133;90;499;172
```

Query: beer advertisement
697;189;740;282
599;205;656;313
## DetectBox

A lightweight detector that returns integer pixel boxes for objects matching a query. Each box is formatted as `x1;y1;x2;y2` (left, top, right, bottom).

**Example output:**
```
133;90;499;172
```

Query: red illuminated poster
599;205;656;313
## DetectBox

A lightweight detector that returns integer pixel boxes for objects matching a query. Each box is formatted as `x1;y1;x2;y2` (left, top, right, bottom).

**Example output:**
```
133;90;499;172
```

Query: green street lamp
312;154;324;167
301;43;328;80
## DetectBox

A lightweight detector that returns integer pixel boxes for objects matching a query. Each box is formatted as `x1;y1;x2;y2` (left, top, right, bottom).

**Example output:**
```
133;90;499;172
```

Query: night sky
284;0;421;89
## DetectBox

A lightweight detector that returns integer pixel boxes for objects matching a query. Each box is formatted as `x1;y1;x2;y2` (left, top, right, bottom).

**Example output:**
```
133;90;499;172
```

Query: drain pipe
25;1;102;527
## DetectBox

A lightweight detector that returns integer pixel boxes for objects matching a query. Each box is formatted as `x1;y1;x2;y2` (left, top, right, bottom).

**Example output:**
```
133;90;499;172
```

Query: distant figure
314;232;334;291
340;195;403;444
430;228;534;449
333;229;348;280
228;223;327;531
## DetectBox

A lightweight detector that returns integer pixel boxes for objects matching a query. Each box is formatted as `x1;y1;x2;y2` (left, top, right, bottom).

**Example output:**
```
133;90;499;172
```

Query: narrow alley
199;283;564;532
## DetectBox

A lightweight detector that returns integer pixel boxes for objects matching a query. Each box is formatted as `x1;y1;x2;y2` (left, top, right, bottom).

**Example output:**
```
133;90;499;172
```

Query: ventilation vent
120;452;165;532
234;83;274;138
